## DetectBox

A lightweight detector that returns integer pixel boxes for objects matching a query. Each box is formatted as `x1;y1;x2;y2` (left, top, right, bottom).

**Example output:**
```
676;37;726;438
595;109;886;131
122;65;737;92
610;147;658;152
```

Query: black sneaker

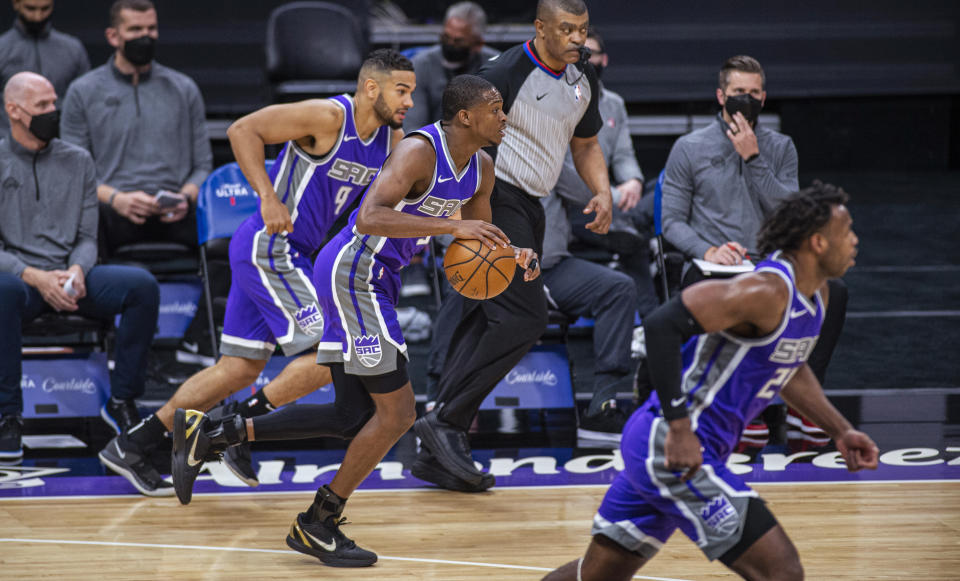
577;402;628;443
222;443;258;487
98;434;174;497
0;414;23;461
208;402;258;487
101;398;141;434
171;408;245;504
411;449;494;493
285;485;377;567
413;410;484;486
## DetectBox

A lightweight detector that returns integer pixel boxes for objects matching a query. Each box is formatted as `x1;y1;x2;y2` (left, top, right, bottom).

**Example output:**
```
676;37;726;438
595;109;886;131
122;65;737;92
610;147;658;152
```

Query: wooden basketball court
3;481;958;579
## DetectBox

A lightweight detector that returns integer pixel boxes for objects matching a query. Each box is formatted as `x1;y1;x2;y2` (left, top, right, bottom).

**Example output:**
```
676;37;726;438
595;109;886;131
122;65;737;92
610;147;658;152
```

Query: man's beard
374;93;402;129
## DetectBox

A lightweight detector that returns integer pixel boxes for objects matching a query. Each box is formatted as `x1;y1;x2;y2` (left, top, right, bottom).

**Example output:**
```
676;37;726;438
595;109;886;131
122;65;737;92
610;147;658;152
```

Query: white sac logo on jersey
295;303;323;336
354;334;383;367
700;494;739;535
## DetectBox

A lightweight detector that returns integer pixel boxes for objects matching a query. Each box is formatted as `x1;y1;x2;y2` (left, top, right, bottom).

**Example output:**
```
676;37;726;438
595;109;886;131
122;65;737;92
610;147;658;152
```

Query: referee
413;0;613;491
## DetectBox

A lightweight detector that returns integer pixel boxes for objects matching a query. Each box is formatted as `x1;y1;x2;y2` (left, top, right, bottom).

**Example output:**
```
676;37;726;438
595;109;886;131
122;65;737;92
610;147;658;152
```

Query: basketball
444;238;516;300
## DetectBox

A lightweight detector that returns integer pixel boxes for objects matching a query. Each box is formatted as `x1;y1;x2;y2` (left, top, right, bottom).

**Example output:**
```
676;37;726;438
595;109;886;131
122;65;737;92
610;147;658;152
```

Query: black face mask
441;42;471;66
18;13;50;37
723;93;763;125
122;35;156;66
592;62;604;80
28;109;60;142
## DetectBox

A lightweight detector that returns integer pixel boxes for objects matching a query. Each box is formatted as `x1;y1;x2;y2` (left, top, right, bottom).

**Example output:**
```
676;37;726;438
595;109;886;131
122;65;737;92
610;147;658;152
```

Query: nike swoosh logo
304;528;337;552
437;176;454;183
185;415;203;467
343;135;358;141
115;440;126;460
536;93;548;101
790;309;808;319
670;396;686;408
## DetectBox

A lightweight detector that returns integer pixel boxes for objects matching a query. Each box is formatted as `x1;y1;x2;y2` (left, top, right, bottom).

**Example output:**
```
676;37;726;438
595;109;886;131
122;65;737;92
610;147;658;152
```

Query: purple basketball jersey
248;94;392;255
648;251;826;459
341;121;482;271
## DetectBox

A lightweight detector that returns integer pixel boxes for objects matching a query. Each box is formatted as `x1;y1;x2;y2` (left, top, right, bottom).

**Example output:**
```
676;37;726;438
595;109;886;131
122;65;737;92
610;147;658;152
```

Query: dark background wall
7;0;960;171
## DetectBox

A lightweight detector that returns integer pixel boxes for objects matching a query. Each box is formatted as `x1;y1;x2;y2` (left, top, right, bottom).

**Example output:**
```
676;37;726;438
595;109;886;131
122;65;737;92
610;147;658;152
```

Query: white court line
846;310;960;318
0;538;693;581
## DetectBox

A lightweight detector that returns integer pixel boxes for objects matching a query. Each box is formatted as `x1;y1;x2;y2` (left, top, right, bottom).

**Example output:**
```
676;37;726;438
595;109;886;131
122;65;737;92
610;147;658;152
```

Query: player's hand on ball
452;220;510;250
513;247;540;281
836;429;879;471
260;195;294;235
584;192;613;234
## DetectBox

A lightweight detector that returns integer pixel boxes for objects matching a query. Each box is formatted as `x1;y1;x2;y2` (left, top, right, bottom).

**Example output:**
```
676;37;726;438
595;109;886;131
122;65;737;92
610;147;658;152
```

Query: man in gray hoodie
0;71;159;461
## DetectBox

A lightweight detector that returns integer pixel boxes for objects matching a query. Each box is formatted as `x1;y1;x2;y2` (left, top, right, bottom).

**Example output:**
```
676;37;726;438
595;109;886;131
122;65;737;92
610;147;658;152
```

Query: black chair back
266;2;368;83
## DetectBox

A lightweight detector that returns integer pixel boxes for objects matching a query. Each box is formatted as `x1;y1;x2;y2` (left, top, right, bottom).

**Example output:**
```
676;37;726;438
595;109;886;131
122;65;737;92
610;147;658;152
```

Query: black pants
99;202;198;257
682;267;848;385
434;180;549;430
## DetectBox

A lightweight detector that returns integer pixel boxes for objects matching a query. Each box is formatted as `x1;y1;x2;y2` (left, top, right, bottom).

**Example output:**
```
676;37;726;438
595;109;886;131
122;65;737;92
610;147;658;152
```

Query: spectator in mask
0;0;90;131
403;2;499;132
0;71;159;459
60;0;212;259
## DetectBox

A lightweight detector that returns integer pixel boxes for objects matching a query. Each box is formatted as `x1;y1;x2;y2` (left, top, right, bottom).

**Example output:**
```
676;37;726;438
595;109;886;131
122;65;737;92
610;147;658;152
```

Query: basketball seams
443;238;516;299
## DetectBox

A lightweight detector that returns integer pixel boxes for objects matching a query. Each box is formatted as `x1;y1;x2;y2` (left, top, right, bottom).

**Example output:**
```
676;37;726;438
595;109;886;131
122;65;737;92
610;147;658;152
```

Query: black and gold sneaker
285;485;377;567
171;408;245;505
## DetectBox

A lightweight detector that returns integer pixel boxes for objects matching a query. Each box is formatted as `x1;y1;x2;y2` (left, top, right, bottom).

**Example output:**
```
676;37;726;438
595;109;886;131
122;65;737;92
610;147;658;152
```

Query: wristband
108;188;120;207
744;153;760;164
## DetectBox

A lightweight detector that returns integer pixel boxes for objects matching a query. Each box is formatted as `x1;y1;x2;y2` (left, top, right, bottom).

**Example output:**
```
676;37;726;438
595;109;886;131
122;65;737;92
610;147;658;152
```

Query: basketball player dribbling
98;49;415;497
544;182;879;581
171;74;539;567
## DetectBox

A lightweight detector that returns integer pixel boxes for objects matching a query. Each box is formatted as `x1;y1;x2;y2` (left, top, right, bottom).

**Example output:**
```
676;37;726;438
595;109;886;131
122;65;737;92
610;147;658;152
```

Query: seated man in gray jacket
661;55;847;450
60;0;212;258
402;2;499;132
0;72;159;461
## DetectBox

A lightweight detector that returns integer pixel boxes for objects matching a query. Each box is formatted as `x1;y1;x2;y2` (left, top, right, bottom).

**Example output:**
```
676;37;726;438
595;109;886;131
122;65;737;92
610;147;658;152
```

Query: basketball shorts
593;404;759;561
314;230;409;376
220;220;322;360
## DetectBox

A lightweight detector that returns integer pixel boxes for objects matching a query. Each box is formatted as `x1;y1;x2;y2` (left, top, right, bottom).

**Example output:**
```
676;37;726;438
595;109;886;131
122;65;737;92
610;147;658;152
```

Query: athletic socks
239;388;276;418
126;414;167;448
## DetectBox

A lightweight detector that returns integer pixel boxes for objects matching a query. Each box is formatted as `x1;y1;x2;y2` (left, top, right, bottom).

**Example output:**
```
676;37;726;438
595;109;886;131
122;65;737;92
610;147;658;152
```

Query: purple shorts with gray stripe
594;402;758;561
220;218;322;360
313;228;408;376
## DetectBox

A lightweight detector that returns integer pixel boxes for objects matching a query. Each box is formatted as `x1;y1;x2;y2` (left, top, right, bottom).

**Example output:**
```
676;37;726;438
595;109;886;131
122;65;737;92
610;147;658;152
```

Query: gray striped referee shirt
478;40;602;198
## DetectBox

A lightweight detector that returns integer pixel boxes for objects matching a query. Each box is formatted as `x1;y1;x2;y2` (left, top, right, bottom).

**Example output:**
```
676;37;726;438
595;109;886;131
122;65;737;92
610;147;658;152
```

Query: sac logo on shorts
701;494;738;535
354;334;383;367
295;303;323;336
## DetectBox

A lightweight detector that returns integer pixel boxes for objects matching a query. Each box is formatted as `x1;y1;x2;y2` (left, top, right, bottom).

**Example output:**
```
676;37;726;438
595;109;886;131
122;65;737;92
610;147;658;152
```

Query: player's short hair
718;55;765;90
445;2;488;37
757;181;850;256
110;0;155;28
441;74;498;122
536;0;588;21
358;48;414;85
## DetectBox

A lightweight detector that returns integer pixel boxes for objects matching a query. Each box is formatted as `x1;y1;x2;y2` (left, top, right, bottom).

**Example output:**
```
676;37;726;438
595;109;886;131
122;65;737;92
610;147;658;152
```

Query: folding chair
195;162;264;359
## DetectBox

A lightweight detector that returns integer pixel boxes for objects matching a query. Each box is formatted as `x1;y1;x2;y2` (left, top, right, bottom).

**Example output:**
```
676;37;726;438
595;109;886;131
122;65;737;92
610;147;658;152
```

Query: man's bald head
3;71;54;108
